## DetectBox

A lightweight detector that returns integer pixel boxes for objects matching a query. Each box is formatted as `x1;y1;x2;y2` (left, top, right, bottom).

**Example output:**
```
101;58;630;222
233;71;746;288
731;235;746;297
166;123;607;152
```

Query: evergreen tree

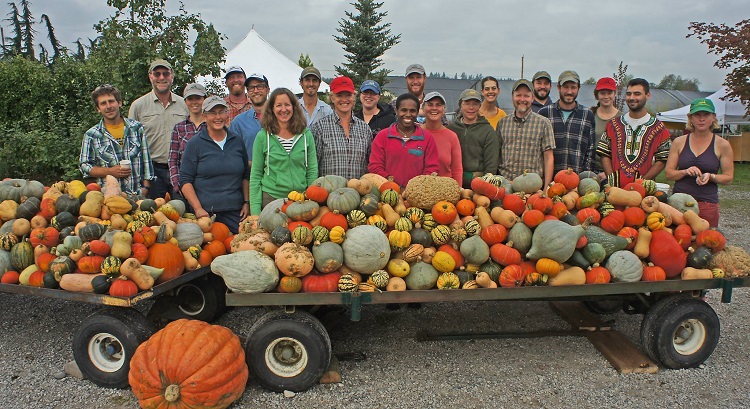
333;0;400;90
20;0;35;60
40;14;61;63
298;53;313;68
5;3;23;57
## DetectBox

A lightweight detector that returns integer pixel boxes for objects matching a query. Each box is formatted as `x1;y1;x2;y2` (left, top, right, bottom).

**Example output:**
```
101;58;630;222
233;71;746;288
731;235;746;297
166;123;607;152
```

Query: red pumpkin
210;222;231;243
648;230;687;278
305;185;329;204
147;223;186;284
622;206;646;228
550;201;570;219
673;224;693;251
617;227;638;250
522;209;545;228
86;182;101;191
319;211;348;231
131;243;149;264
110;278;139;297
519;260;537;276
431;201;458;225
470;178;505;201
78;255;105;274
89;239;111;256
28;270;45;287
642;263;667;281
301;271;342;292
277;276;303;293
1;270;20;284
36;252;57;272
585;266;611;284
502;193;526;216
480;224;508;246
499;264;526;287
133;226;157;248
600;210;625;234
39;197;57;220
379;177;401;194
576;207;601;224
203;240;227;259
490;242;522;266
527;193;553;214
546;182;567;198
224;235;235;253
623;182;646;198
695;230;726;253
554;168;580;190
29;227;59;248
286;220;313;233
456;199;476;217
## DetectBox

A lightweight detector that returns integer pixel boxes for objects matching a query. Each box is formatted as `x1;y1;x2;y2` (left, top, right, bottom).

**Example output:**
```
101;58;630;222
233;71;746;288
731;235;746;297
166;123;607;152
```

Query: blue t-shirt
229;108;261;157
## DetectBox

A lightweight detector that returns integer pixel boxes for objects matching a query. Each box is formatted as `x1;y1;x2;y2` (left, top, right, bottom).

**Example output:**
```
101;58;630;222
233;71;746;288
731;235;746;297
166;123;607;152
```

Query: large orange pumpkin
147;223;186;284
129;319;247;409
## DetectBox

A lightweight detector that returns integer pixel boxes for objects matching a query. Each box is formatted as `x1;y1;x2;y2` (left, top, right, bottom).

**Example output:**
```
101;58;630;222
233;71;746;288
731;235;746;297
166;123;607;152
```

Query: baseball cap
149;59;172;72
300;66;322;81
330;76;355;94
512;79;533;93
224;66;246;79
244;73;269;87
595;77;617;91
532;71;551;82
558;70;580;85
183;83;207;98
424;91;446;105
202;96;227;112
405;63;425;76
689;98;715;114
360;80;381;94
459;89;482;102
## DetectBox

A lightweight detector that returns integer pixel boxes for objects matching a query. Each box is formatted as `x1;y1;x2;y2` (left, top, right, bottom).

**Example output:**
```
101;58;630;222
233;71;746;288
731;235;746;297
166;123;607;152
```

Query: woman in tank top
665;98;734;227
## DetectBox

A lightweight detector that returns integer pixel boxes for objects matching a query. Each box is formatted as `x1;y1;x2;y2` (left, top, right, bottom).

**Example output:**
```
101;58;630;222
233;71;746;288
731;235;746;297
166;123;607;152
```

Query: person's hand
696;173;711;186
111;165;131;178
239;203;250;222
683;166;701;179
194;206;209;219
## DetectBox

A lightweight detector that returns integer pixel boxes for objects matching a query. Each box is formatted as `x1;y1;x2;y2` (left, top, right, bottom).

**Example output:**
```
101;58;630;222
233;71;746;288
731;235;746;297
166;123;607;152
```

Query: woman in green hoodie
447;89;500;188
250;88;318;215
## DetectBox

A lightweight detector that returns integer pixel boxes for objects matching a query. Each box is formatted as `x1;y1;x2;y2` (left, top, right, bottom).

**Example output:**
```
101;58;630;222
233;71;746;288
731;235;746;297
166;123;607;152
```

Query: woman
179;96;249;233
422;91;462;185
591;77;620;178
250;88;318;215
368;93;439;188
169;83;206;202
665;98;734;227
447;89;500;188
478;76;507;130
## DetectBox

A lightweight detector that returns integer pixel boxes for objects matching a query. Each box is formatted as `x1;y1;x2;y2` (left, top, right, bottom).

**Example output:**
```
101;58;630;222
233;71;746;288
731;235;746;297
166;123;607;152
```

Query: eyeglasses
204;109;228;117
247;84;267;91
151;71;172;78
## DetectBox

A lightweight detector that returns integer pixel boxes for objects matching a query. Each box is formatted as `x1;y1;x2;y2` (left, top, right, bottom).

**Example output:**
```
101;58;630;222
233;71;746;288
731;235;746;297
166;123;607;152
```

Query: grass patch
718;198;746;210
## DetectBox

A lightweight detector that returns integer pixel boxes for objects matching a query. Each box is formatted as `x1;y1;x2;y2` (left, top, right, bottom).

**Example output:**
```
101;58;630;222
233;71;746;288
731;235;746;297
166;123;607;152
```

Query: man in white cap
128;58;188;199
299;66;333;126
223;65;251;124
229;73;270;165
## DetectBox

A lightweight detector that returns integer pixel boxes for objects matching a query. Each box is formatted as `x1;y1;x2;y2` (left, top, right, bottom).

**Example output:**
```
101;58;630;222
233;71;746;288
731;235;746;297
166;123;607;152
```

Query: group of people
79;59;734;233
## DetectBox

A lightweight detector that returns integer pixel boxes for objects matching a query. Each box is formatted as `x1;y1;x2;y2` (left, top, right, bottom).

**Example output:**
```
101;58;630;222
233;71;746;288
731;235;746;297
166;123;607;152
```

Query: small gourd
110;231;133;259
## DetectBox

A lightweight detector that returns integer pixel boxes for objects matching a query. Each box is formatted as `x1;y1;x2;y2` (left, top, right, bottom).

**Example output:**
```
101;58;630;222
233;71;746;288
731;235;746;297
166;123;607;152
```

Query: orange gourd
456;199;476;217
617;227;638;250
490;242;521;266
128;319;247;409
535;258;563;277
499;264;527;287
695;229;726;253
147;222;186;284
432;201;458;225
576;207;601;224
480;224;508;246
554;168;580;190
673;224;693;250
502;193;526;216
641;263;666;282
522;209;545;228
585;266;611;284
600;210;625;234
203;240;227;259
210;222;231;244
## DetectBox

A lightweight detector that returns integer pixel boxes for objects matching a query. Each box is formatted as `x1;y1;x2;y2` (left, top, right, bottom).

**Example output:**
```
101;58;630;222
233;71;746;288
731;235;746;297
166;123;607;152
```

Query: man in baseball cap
223;66;250;123
299;66;332;126
355;79;395;137
531;70;553;113
229;73;270;165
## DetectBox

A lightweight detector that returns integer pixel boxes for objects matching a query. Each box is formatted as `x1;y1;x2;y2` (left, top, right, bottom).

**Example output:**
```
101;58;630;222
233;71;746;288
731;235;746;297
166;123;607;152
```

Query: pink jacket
368;124;440;188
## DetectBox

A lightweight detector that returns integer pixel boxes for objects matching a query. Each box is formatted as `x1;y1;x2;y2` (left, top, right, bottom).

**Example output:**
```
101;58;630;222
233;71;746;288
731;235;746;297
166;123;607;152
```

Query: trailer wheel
583;300;623;314
640;295;719;369
174;275;226;322
245;310;331;392
72;308;155;388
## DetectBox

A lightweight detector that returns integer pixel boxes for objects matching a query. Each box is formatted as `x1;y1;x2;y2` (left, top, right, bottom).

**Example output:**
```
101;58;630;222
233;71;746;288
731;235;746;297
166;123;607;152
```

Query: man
598;78;671;186
169;83;206;200
354;79;395;137
223;65;251;123
447;89;499;188
310;76;373;179
229;73;270;165
531;71;553;113
299;66;333;126
80;84;153;197
538;70;596;174
496;79;556;187
128;59;188;199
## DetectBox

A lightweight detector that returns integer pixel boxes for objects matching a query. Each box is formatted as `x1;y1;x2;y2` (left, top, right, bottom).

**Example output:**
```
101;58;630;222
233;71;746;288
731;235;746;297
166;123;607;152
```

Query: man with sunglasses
229;73;270;166
128;59;188;199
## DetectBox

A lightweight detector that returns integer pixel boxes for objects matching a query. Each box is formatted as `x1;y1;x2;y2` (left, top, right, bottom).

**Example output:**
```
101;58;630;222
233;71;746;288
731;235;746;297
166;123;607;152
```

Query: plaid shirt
538;101;596;174
310;112;374;180
79;118;154;195
497;111;556;180
224;95;252;125
169;118;204;191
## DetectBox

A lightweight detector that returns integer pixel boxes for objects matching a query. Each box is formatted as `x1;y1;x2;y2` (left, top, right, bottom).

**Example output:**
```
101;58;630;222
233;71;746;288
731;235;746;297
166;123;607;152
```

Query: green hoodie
447;115;499;187
250;128;318;215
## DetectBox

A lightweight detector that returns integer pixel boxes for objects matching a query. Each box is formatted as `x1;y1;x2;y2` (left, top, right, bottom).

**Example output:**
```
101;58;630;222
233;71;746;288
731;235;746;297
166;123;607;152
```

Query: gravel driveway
1;188;748;409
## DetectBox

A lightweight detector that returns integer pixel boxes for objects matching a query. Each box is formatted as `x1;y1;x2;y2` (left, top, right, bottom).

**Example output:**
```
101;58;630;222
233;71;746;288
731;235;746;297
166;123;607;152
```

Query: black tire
72;308;156;388
640;295;720;369
583;299;623;314
245;310;331;393
173;275;227;322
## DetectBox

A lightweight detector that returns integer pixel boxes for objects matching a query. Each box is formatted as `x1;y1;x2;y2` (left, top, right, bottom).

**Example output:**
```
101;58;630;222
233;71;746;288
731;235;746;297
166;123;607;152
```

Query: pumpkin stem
164;384;181;402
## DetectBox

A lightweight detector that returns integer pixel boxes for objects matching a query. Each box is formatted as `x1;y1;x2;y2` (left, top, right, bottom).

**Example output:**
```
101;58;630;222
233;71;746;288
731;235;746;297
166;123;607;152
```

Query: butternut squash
475;271;497;288
154;197;167;208
472;194;491;208
394;195;407;215
79;190;105;217
681;267;713;280
633;227;652;259
460;189;474;200
30;215;48;229
474;206;493;229
119;258;155;290
490;207;518;229
59;273;102;292
68;248;85;262
548;266;586;286
110;231;133;259
421;247;436;264
561;190;580;211
109;214;127;230
183;251;200;271
605;186;642;207
380;203;400;227
152;211;177;231
196;216;213;233
683;210;710;234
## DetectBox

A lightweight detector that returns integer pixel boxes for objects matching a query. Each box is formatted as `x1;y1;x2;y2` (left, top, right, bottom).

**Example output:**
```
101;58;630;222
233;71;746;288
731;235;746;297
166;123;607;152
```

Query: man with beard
128;59;188;199
538;70;596;174
229;73;270;165
298;66;333;126
223;66;251;124
531;71;553;113
391;64;433;123
354;79;395;137
311;76;373;179
598;78;671;186
81;84;153;197
497;79;556;187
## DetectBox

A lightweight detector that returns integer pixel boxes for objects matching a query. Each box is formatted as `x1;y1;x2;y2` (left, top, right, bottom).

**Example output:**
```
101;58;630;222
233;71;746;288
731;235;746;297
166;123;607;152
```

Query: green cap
558;70;580;85
532;71;551;82
512;79;533;93
459;89;482;102
689;98;715;114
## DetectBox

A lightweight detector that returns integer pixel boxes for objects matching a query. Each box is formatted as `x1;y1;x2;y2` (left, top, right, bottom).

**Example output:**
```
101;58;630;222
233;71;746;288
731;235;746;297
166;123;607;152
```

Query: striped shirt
79;118;154;196
168;118;203;191
277;135;295;153
497;111;556;180
538;101;596;174
310;112;374;179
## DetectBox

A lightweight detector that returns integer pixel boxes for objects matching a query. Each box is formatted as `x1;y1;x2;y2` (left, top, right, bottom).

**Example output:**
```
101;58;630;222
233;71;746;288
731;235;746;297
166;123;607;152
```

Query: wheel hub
176;283;206;316
673;319;707;356
88;332;125;372
265;337;308;378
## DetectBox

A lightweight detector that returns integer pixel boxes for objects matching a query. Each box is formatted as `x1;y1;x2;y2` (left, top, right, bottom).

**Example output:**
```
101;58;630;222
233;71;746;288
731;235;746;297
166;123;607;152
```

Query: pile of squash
218;170;747;294
0;176;232;297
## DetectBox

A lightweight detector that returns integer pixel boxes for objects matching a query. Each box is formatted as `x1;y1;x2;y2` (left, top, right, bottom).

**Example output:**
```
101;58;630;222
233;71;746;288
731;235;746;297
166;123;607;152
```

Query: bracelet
244;200;249;204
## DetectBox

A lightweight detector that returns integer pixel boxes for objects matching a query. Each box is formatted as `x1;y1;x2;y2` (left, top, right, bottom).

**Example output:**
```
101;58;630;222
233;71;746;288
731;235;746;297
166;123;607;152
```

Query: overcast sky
8;0;747;90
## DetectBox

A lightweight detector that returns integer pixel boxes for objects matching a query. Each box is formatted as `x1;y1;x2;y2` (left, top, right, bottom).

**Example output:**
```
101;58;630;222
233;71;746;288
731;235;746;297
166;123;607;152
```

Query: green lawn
655;162;750;192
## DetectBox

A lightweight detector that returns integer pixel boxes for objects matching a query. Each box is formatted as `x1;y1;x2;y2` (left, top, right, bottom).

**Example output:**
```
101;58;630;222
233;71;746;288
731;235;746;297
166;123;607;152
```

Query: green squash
380;189;399;207
582;242;607;266
358;194;380;216
10;240;34;271
404;262;439;290
584;226;630;257
0;179;45;202
312;242;344;274
507;222;533;255
55;194;80;215
578;178;601;195
91;275;111;294
78;223;108;243
271;226;293;246
51;212;77;231
606;250;643;282
312;175;348;192
15;196;41;220
258;199;289;233
480;259;503;282
326;188;360;214
565;250;591;269
687;246;713;269
526;220;587;263
459;235;490;265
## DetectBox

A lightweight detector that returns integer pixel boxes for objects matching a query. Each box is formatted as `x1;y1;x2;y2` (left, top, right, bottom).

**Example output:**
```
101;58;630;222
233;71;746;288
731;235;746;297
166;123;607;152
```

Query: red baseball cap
330;76;355;94
595;77;617;91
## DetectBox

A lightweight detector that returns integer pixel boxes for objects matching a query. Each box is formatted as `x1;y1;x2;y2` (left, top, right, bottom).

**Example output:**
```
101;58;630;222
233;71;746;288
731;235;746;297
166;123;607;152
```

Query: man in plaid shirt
538;70;596;174
79;84;153;197
168;83;206;200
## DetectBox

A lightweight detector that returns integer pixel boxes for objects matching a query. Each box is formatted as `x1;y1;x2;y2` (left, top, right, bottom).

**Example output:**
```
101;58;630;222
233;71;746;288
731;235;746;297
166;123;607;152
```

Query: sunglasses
151;71;172;78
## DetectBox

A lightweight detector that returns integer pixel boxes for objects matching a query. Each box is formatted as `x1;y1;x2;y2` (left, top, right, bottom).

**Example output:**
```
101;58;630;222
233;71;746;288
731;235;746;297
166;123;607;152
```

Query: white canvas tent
657;86;749;125
199;29;329;95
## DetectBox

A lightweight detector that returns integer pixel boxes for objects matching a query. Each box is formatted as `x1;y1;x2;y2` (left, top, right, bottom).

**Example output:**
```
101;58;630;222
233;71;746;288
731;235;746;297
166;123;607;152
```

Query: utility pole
521;55;524;79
